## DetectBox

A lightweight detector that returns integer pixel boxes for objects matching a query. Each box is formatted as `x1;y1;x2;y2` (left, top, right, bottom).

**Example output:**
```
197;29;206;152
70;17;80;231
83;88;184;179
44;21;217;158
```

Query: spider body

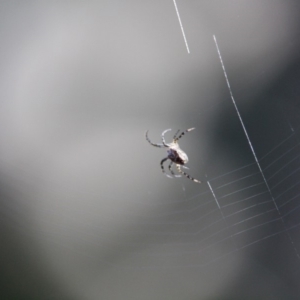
167;146;188;165
145;128;201;183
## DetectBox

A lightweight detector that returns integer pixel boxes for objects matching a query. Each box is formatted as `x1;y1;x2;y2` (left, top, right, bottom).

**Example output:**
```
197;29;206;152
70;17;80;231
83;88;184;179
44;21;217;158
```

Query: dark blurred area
1;1;300;299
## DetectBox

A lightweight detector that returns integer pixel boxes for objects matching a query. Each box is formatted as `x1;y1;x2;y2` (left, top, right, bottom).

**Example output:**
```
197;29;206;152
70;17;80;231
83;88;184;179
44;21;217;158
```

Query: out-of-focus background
1;1;300;299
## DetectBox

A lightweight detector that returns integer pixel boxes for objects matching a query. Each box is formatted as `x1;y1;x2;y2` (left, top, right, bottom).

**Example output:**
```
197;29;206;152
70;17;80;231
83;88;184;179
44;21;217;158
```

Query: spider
145;128;201;183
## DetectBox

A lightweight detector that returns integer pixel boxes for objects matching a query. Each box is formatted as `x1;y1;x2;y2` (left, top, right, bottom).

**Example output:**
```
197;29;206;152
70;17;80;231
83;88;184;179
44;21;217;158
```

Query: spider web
121;55;300;270
1;1;300;299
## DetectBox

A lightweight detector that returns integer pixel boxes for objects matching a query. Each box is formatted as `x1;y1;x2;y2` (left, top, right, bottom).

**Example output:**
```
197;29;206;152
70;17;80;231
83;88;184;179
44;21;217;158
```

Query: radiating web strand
172;0;190;53
213;35;276;207
276;180;300;203
218;182;265;199
238;223;300;250
222;191;268;208
207;180;238;248
225;200;273;218
263;143;299;171
209;162;255;181
216;171;260;189
213;35;300;259
270;166;300;190
259;131;295;161
282;204;300;218
207;180;220;208
267;152;300;181
279;191;300;208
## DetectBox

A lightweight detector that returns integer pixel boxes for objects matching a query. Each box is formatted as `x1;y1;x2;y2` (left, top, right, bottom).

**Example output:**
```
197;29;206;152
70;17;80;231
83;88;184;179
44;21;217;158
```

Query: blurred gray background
1;1;300;299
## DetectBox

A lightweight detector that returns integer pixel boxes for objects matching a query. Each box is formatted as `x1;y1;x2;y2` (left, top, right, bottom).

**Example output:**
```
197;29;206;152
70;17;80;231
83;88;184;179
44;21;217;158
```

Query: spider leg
161;129;172;146
173;130;180;140
173;128;195;143
145;130;166;148
161;157;173;178
176;164;201;183
168;161;181;177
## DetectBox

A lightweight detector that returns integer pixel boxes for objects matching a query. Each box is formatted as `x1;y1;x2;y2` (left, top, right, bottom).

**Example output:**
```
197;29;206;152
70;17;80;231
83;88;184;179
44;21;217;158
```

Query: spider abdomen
167;148;188;165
